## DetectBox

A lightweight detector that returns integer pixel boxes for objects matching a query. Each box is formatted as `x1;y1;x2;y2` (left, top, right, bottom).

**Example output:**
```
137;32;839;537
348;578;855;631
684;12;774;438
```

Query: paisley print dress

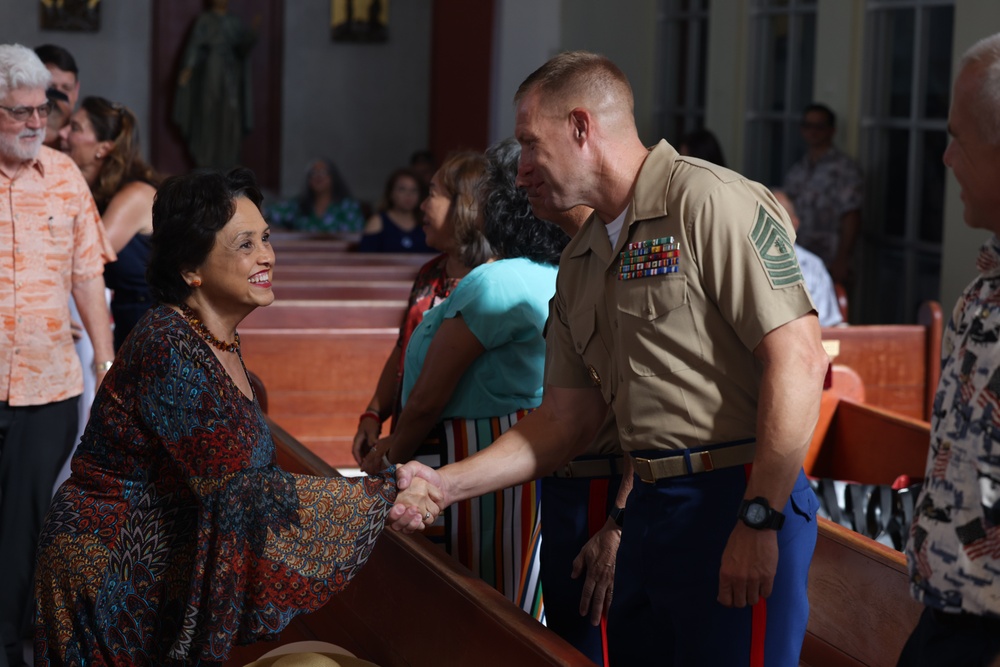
34;305;395;666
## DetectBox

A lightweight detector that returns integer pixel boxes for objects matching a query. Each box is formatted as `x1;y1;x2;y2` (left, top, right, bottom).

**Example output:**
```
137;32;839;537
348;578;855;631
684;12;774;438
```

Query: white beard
0;128;44;163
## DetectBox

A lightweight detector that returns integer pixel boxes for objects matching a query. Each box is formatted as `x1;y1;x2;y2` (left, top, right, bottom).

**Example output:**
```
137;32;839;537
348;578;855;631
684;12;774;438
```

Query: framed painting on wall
331;0;388;42
40;0;101;32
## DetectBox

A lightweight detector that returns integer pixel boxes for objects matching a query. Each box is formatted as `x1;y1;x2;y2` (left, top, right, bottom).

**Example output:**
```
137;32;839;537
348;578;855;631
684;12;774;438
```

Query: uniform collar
568;140;678;263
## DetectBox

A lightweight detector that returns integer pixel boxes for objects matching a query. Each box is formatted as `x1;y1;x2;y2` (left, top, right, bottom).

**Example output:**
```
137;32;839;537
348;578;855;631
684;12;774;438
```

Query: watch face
745;502;767;525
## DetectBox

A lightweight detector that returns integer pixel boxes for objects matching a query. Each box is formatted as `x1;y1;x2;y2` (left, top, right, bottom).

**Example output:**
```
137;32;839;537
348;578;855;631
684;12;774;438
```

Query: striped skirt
419;410;544;621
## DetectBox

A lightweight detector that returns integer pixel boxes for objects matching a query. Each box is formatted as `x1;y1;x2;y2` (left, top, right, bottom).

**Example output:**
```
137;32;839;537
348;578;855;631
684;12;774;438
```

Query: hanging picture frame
40;0;101;32
331;0;388;43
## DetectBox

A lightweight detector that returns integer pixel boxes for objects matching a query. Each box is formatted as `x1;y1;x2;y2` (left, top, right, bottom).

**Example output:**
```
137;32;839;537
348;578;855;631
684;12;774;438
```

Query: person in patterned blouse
897;33;1000;667
33;168;398;666
782;103;864;286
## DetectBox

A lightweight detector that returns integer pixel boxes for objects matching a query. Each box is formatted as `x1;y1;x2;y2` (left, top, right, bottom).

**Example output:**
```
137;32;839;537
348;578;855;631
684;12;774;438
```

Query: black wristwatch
608;506;625;528
738;497;785;530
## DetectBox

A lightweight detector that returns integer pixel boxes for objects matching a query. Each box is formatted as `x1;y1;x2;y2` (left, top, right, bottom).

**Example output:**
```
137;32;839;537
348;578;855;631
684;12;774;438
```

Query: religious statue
172;0;257;170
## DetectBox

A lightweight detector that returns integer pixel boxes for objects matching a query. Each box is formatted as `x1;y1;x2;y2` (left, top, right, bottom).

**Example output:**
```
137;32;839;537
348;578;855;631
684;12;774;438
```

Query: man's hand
389;467;445;533
717;523;778;608
571;518;621;625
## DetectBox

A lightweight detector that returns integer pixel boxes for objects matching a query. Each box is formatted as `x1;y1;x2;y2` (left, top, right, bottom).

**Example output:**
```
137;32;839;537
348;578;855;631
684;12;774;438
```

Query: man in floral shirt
898;33;1000;667
783;103;863;285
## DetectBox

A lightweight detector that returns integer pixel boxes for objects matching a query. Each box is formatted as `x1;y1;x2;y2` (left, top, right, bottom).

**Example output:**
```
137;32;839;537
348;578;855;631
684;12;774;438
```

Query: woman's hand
389;471;444;533
360;436;392;476
352;418;381;465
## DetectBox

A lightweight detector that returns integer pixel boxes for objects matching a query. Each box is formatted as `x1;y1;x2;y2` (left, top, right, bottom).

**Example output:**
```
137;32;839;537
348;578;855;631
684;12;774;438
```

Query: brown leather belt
549;456;625;479
631;442;756;483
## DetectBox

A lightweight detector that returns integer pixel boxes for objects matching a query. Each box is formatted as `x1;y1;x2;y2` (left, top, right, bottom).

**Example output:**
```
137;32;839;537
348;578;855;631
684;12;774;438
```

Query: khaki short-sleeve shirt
547;141;816;452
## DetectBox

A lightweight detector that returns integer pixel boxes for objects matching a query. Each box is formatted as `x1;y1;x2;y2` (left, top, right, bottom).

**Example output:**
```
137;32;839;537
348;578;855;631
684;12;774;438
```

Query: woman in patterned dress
351;152;493;466
33;168;397;666
360;139;570;619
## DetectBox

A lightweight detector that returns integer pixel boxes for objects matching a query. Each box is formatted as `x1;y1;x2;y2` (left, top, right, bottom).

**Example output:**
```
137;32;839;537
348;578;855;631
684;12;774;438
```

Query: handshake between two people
387;461;451;533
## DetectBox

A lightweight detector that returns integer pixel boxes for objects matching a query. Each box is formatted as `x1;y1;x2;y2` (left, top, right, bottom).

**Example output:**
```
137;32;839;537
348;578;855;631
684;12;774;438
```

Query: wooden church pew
800;364;929;666
820;300;943;421
801;518;924;667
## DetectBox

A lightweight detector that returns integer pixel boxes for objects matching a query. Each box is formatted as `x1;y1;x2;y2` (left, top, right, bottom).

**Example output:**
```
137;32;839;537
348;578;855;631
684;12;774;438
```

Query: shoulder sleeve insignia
749;205;804;288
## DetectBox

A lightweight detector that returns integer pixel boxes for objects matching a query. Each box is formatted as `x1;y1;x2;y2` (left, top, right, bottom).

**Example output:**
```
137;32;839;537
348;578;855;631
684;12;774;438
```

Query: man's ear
569;108;589;144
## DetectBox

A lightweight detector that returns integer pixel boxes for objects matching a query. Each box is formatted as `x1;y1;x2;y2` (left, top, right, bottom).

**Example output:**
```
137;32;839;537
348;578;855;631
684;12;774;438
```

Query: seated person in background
362;138;570;619
773;189;844;326
358;167;432;253
678;127;727;167
60;96;161;349
33;168;396;666
265;157;365;234
353;153;492;461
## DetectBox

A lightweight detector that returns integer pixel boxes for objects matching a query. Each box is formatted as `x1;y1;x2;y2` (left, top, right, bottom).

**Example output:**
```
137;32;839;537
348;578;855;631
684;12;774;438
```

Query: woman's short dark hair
147;168;263;305
482;138;569;265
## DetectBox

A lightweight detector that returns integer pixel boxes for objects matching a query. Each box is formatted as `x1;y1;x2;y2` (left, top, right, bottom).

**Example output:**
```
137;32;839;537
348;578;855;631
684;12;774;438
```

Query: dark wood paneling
429;0;494;159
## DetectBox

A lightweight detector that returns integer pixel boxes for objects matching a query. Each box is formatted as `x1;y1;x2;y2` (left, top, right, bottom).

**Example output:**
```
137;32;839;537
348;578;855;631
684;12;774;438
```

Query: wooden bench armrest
806;397;930;485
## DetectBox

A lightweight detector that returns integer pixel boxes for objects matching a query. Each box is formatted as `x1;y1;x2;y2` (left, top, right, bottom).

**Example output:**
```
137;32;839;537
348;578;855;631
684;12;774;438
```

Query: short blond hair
514;50;633;116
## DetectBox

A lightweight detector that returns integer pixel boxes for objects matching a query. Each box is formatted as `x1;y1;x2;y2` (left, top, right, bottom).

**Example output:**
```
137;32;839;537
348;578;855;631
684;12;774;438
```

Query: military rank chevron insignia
750;206;804;288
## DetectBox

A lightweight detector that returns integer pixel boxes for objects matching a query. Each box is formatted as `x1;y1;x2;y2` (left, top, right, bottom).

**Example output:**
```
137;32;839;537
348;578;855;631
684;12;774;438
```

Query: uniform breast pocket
616;276;704;376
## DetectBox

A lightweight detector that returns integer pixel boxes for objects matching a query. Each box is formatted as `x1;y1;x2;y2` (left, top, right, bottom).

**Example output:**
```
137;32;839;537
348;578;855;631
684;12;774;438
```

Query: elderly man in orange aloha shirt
0;43;114;667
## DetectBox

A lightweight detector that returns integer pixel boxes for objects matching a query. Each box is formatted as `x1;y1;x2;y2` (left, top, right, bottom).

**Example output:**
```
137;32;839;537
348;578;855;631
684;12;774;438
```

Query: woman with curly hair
60;95;160;350
361;138;568;619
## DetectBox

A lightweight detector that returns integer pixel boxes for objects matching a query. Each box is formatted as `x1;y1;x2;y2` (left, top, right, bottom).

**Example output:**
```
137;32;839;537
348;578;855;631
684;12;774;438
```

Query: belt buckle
633;457;656;483
699;450;714;473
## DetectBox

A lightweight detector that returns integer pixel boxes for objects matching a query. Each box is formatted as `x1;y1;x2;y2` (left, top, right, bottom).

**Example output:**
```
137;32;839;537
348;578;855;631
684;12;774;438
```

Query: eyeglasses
0;101;53;122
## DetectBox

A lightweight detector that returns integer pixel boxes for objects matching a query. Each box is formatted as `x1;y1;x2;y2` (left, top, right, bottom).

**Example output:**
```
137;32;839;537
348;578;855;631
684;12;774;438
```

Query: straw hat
243;641;380;667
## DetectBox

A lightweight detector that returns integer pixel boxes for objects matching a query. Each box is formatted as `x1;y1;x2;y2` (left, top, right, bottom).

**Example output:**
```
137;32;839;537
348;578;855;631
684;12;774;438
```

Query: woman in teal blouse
361;138;569;619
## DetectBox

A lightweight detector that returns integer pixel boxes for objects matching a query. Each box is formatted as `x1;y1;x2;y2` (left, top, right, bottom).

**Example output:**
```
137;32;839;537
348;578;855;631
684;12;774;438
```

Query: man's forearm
72;276;114;365
745;316;827;508
441;388;606;504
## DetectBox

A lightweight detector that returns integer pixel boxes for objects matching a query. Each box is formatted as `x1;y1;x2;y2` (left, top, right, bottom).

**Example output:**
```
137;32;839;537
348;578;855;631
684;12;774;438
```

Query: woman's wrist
359;409;381;424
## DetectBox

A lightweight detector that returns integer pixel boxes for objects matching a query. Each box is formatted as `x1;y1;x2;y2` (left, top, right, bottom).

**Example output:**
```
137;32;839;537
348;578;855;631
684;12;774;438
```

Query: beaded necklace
178;303;240;353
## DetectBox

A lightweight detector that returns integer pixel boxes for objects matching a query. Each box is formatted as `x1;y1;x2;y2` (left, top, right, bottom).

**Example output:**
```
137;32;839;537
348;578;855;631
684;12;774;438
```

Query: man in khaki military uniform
390;51;829;666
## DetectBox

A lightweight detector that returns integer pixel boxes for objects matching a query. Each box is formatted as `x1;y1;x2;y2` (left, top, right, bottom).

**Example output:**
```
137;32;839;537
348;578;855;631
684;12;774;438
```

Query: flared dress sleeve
132;319;396;659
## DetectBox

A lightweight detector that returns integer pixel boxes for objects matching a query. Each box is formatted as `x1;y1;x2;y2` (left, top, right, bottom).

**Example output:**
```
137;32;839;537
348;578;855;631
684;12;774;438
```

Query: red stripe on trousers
744;463;766;667
587;478;612;667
